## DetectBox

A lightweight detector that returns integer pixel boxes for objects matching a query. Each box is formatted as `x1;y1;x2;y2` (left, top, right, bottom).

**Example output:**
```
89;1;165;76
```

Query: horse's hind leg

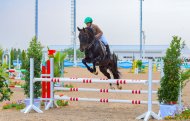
99;66;115;89
92;62;98;75
109;68;122;90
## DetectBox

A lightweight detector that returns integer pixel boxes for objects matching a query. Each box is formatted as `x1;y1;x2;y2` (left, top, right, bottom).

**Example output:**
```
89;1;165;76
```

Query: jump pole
34;78;150;84
34;77;160;84
54;95;159;104
54;87;157;94
136;60;160;121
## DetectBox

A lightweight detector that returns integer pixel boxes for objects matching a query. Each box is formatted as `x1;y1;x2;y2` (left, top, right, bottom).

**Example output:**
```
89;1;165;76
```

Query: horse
77;27;122;89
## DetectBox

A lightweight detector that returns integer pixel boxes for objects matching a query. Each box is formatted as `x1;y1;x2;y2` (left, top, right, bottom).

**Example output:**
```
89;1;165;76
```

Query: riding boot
105;45;111;59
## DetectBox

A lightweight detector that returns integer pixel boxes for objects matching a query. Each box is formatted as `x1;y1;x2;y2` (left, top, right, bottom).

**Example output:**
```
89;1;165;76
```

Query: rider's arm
94;25;103;39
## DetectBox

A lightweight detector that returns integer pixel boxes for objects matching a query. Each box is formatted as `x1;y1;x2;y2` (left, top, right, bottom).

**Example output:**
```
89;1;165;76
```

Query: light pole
142;31;146;59
35;0;38;40
140;0;144;59
71;0;77;67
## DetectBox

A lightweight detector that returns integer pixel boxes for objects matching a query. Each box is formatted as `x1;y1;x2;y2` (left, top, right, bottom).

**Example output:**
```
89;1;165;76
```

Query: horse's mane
85;27;94;35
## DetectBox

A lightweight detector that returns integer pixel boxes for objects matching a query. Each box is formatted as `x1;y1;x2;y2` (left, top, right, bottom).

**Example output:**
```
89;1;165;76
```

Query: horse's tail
112;52;120;79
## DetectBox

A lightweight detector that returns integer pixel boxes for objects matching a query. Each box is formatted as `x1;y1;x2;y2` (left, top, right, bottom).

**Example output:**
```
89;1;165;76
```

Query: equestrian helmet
84;17;93;24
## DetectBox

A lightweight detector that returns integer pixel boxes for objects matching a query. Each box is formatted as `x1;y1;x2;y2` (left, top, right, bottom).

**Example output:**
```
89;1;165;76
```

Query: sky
0;0;190;49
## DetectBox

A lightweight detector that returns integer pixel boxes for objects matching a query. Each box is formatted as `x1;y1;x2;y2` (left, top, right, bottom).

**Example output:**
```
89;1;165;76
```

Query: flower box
160;104;178;119
24;98;41;108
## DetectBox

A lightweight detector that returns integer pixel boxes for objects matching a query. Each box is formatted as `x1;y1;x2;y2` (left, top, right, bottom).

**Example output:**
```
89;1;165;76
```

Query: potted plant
47;48;66;86
136;60;143;73
158;36;185;118
54;51;67;77
23;37;42;108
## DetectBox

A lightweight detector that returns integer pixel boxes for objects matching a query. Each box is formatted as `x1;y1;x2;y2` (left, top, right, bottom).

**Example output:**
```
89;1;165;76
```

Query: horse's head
77;27;94;52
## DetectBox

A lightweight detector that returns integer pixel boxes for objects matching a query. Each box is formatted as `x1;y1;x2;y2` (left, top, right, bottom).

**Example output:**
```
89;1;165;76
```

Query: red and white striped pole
45;58;54;110
54;87;157;94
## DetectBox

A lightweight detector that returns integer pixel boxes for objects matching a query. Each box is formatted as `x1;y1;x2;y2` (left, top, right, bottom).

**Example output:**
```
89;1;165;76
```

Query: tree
76;49;85;59
10;48;14;67
63;48;84;60
21;50;27;69
13;48;17;60
158;36;185;103
0;47;3;64
17;48;22;60
24;37;43;98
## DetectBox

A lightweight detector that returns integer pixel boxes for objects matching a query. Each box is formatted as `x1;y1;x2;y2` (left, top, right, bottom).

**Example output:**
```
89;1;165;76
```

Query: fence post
22;58;43;113
136;59;161;120
45;58;54;110
148;60;153;112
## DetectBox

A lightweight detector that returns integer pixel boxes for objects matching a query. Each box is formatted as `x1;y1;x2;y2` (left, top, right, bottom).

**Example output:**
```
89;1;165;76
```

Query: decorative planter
24;98;41;108
48;50;56;55
168;101;177;105
160;104;178;119
135;68;138;74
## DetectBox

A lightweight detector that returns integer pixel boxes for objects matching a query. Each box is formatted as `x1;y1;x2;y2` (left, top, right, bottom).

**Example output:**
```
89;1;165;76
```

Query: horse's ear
83;27;85;32
77;27;81;31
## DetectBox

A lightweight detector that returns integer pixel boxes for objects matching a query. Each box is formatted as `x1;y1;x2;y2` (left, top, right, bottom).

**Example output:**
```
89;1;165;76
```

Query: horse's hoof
110;86;115;90
93;71;98;75
117;86;122;90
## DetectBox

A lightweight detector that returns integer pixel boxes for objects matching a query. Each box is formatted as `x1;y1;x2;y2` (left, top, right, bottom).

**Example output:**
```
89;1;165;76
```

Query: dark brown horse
77;27;122;89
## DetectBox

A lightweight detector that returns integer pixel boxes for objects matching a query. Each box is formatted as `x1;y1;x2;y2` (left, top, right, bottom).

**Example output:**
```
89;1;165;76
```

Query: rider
84;17;111;58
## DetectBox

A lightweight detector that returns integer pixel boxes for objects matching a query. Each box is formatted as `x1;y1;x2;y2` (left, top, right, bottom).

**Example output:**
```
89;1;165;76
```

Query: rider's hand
95;35;99;39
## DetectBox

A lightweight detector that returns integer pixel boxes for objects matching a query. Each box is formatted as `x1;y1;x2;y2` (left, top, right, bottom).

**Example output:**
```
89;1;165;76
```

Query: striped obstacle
54;87;158;94
6;69;27;73
6;69;26;80
34;77;160;84
9;85;23;88
22;58;161;121
54;95;159;104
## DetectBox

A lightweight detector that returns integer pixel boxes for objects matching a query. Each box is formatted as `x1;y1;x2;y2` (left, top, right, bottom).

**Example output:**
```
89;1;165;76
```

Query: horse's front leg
92;62;98;75
82;58;94;73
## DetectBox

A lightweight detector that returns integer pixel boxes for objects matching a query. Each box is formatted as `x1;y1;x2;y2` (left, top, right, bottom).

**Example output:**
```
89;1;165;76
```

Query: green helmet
84;17;93;24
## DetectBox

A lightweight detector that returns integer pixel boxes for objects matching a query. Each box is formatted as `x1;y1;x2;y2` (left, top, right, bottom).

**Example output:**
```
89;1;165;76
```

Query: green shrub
15;103;25;110
65;84;74;88
3;104;12;109
23;37;43;98
0;73;13;102
2;100;25;110
158;36;185;103
56;100;69;107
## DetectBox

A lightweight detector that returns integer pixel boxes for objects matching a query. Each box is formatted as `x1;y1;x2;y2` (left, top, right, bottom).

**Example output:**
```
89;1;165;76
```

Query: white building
110;45;190;60
46;45;190;61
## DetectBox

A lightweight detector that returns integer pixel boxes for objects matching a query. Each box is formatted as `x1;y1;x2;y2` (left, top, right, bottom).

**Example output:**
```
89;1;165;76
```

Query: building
110;45;190;60
45;45;190;60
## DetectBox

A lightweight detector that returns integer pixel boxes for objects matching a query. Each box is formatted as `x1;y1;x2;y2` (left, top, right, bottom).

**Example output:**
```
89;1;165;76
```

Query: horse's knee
82;59;86;64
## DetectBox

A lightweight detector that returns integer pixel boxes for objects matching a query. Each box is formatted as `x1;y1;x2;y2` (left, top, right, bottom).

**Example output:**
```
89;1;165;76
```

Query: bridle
80;28;96;51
